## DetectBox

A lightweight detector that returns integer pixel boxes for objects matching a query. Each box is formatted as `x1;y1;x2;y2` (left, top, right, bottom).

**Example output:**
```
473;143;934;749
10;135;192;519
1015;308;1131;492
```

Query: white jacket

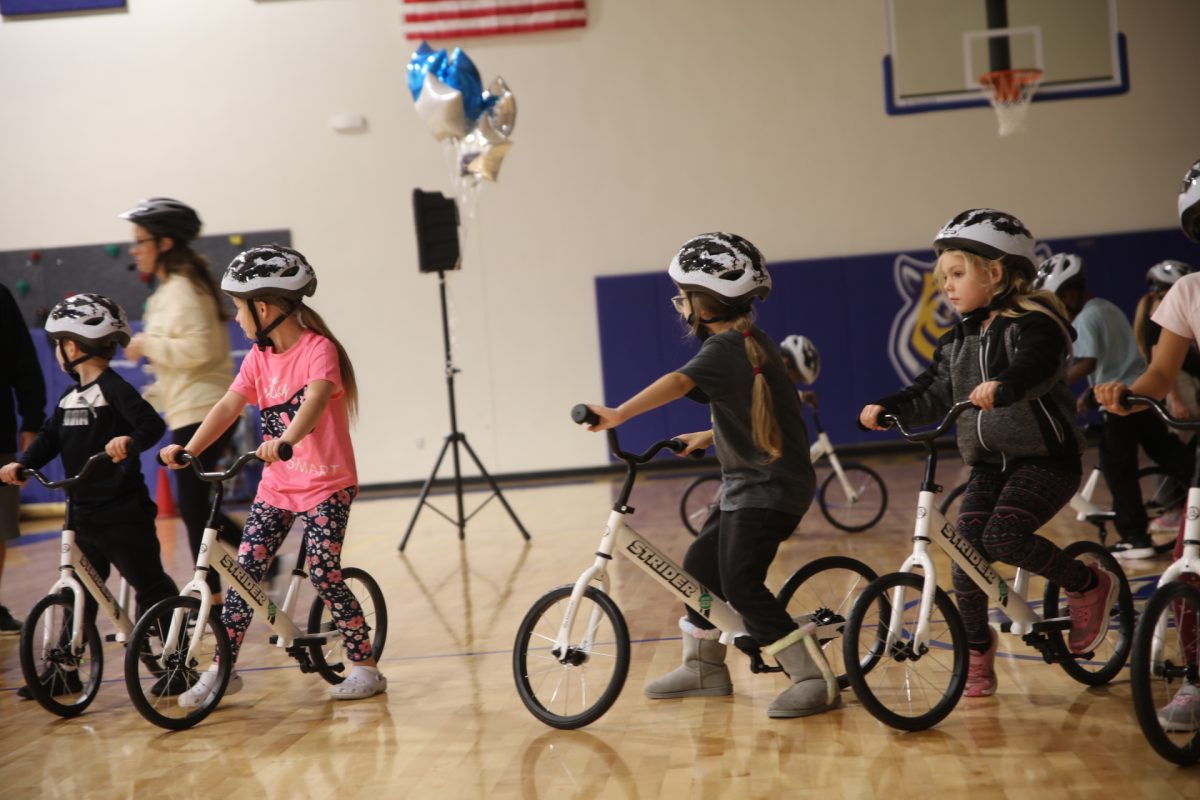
140;274;233;430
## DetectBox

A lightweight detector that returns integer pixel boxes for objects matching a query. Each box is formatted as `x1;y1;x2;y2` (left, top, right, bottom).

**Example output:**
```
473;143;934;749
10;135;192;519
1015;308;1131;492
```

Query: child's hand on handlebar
859;404;888;431
674;430;713;457
583;405;623;432
969;380;1001;411
0;462;25;485
106;435;134;463
158;444;188;469
1093;382;1132;415
257;438;291;463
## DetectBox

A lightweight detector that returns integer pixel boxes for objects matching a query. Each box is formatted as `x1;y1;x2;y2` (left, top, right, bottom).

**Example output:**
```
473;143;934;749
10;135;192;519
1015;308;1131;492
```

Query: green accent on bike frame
699;591;713;611
267;601;278;624
996;577;1009;607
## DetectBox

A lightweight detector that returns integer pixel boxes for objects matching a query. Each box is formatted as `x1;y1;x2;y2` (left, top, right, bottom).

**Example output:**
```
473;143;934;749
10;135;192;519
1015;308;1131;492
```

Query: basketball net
979;68;1043;137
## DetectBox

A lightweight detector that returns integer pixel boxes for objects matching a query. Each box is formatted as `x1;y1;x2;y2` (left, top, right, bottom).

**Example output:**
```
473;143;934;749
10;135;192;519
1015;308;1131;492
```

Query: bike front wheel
843;571;968;731
1129;579;1200;765
19;592;103;717
776;556;882;689
124;595;232;731
306;566;389;684
1042;540;1134;686
513;584;630;729
818;463;887;532
679;474;721;536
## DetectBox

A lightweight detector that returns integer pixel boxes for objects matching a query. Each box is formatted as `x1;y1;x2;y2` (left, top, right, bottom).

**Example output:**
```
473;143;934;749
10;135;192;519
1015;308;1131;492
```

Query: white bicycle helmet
119;197;202;243
221;245;317;300
667;232;770;305
45;293;131;348
1146;259;1193;292
933;208;1038;282
1033;253;1085;295
1180;159;1200;243
779;335;820;384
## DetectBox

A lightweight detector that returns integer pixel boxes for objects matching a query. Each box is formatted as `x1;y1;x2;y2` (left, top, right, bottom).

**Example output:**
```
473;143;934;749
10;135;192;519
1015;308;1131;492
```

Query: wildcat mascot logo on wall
887;254;955;384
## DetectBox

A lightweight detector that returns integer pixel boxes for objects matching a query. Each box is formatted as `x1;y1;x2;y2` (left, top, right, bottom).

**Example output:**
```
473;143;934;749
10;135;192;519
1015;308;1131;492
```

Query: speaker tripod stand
399;269;530;551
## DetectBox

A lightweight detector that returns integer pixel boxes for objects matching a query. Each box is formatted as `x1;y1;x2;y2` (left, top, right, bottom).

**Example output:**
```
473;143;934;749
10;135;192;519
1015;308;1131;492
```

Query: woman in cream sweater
120;198;241;603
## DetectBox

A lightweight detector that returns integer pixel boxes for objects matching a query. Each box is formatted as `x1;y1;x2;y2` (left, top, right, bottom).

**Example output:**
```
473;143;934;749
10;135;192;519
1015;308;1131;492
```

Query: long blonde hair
685;291;784;463
1132;292;1159;362
258;296;359;421
936;249;1070;329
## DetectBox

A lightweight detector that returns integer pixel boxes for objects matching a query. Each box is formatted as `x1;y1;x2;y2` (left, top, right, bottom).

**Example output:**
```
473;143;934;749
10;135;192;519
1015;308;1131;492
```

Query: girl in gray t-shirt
583;233;839;720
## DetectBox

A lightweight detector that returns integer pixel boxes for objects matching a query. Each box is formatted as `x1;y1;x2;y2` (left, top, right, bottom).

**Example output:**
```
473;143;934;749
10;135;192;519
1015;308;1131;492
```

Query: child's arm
585;372;695;432
107;376;168;463
159;390;247;468
256;379;335;462
1096;328;1191;415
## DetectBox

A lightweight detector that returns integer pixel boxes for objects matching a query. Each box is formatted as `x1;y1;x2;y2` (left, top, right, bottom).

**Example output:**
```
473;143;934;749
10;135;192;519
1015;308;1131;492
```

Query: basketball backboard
883;0;1128;115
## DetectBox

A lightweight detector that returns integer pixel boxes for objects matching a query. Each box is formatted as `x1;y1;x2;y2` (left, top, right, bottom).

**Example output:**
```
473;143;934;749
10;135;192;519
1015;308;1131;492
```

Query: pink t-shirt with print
1152;272;1200;344
229;329;357;513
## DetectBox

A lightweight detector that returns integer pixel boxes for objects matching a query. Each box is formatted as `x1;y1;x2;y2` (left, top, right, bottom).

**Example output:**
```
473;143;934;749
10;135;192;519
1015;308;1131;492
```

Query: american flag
402;1;587;40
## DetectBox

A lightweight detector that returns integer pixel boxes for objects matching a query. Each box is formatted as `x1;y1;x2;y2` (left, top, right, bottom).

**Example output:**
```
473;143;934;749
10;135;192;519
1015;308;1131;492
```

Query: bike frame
1146;475;1200;666
809;409;858;502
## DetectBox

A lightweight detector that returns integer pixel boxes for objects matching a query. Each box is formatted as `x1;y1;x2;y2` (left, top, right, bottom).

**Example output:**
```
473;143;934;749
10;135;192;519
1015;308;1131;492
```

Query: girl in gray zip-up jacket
859;208;1119;699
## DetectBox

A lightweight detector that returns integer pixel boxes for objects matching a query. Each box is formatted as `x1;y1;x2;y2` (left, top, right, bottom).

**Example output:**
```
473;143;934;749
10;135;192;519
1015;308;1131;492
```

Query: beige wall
1;0;1198;484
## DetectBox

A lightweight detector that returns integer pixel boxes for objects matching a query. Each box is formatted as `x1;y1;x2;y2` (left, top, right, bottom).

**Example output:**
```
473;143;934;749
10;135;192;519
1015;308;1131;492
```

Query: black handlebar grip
278;442;293;461
16;467;32;481
571;404;600;426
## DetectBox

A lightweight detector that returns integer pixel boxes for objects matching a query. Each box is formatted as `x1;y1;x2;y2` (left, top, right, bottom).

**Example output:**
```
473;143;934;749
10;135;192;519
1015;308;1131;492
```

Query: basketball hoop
979;68;1043;137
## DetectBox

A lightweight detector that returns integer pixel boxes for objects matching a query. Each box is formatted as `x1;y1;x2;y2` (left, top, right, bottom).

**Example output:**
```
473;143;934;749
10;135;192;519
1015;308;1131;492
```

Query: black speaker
413;189;461;272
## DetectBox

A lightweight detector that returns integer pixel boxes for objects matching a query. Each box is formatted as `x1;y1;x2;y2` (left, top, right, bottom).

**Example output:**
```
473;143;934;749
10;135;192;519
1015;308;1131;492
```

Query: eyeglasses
130;237;158;250
670;295;688;312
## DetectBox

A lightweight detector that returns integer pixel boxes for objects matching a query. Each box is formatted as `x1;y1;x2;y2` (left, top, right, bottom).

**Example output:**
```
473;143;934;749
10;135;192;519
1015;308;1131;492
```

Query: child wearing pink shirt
159;245;385;704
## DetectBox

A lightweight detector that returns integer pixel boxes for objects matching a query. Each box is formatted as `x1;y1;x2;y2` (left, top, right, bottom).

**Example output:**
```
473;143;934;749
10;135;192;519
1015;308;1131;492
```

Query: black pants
1100;410;1195;541
683;506;801;646
172;423;242;596
74;494;177;625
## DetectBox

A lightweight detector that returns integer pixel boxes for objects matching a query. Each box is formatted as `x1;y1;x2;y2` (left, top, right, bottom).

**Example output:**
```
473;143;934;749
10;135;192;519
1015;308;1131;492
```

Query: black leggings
954;463;1089;649
75;495;177;625
1100;410;1195;541
684;506;801;647
172;422;241;596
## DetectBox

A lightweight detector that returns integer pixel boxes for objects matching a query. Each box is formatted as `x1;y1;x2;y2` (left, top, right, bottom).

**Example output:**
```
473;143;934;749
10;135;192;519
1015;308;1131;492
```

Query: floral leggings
219;486;372;663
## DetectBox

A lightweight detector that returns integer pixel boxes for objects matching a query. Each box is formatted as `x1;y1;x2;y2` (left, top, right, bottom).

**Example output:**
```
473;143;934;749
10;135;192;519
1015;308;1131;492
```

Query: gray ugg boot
644;618;733;699
764;623;841;718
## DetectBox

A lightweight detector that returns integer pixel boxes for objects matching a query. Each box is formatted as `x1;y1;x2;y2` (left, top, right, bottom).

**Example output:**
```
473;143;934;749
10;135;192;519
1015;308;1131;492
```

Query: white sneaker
330;666;387;700
178;667;242;709
1149;507;1182;534
1157;682;1200;732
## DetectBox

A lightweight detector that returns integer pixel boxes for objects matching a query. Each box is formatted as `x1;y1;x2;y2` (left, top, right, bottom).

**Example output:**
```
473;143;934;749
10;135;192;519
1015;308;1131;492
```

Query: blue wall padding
596;227;1196;460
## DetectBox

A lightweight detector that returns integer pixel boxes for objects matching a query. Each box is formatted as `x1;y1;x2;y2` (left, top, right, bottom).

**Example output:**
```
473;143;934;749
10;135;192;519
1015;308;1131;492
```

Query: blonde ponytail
259;296;359;421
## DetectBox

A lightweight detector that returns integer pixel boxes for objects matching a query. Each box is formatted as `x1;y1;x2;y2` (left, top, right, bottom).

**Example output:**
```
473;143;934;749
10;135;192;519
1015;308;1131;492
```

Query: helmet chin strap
57;340;96;382
249;299;297;351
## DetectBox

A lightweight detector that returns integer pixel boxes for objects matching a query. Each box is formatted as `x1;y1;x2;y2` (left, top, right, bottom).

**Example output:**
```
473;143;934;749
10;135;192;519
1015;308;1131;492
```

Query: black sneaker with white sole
16;667;83;700
1109;537;1156;560
0;605;22;636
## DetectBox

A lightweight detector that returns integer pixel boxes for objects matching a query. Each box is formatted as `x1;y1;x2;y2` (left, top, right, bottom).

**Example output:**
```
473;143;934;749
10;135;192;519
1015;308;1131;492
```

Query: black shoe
17;667;84;700
0;605;22;636
1110;537;1156;560
150;669;198;697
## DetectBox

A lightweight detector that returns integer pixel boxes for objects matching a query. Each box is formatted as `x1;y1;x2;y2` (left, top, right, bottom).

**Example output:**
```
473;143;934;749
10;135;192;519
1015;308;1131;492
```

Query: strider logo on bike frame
934;519;1011;607
220;552;270;610
624;538;702;601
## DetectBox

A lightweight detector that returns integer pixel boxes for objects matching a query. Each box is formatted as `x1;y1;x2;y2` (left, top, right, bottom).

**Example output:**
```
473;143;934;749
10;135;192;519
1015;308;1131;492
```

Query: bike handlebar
158;442;294;483
878;399;976;443
17;450;114;490
571;404;704;463
1105;391;1200;431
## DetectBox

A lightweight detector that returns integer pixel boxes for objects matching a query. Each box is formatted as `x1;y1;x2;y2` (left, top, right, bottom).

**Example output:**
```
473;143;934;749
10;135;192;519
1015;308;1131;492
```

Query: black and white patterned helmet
1146;259;1193;292
1034;253;1085;295
221;245;317;301
119;197;202;243
933;208;1038;282
1179;159;1200;243
779;335;820;384
45;293;131;347
668;232;771;305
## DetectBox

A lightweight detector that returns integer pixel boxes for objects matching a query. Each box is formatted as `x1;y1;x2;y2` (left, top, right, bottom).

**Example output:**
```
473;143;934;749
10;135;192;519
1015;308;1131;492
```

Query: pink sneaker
1065;563;1118;655
965;628;998;697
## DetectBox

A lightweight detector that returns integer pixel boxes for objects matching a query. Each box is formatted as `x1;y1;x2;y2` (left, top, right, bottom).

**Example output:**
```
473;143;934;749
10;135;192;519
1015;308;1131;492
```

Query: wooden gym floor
0;449;1195;799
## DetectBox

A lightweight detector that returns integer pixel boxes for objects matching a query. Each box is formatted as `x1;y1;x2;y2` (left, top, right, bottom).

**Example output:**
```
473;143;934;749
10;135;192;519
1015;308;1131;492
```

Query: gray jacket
877;303;1084;470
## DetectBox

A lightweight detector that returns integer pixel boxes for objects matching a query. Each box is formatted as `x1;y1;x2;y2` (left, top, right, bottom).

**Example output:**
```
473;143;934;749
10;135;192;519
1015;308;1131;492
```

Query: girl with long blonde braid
585;232;840;720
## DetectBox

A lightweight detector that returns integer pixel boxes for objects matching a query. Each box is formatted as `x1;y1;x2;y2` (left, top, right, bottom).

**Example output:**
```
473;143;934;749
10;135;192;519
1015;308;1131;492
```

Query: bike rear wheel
19;592;103;717
843;571;968;731
124;595;232;731
1042;540;1134;686
1129;579;1200;765
818;463;887;532
776;556;882;689
513;584;630;729
679;474;721;536
306;566;389;684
